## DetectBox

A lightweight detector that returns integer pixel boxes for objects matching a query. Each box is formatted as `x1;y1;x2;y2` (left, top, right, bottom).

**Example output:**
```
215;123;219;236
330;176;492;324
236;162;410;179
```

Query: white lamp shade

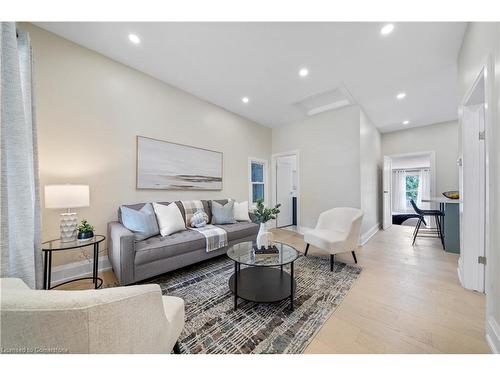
44;184;90;209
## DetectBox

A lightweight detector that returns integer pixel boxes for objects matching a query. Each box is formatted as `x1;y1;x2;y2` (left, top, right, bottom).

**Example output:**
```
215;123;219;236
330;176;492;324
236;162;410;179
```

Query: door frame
386;151;437;206
458;55;496;352
382;156;392;230
459;57;492;292
271;150;300;231
383;151;437;230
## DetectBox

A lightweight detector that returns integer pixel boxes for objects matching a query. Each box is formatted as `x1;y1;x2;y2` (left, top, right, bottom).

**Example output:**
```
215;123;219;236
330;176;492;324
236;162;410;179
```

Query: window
248;158;267;207
405;174;419;207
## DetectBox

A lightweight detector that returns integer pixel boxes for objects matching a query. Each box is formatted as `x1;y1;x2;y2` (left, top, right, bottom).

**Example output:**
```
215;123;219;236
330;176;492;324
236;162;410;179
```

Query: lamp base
60;212;78;242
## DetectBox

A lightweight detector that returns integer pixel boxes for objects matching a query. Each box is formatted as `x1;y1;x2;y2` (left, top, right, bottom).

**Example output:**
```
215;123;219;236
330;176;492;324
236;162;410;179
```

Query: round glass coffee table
226;241;300;311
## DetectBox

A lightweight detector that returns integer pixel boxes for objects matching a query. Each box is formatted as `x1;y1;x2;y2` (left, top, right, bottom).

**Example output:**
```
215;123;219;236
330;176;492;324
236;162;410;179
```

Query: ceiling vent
294;86;355;117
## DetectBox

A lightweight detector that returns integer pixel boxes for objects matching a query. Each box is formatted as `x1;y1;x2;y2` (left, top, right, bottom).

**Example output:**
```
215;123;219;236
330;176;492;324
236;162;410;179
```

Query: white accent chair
303;207;363;271
0;278;184;354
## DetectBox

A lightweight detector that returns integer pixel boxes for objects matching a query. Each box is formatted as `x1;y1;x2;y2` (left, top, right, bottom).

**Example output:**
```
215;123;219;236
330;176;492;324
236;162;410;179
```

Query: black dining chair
409;199;445;249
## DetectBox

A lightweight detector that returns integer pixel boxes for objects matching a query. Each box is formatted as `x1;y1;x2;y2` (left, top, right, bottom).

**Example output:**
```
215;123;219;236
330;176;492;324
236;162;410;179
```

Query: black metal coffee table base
229;264;296;311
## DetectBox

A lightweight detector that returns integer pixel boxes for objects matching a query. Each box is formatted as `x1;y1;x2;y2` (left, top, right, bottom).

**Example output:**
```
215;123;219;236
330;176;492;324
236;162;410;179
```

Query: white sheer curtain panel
417;168;431;209
0;23;42;288
392;170;407;213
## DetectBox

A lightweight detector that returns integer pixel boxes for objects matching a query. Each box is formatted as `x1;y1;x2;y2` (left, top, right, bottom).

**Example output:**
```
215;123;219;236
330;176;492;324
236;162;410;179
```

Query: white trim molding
360;223;381;246
248;157;269;209
271;150;301;230
51;256;111;285
486;317;500;354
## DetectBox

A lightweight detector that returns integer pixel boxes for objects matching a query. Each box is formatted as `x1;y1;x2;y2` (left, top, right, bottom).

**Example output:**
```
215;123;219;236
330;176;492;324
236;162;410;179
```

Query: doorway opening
271;151;299;231
382;151;436;229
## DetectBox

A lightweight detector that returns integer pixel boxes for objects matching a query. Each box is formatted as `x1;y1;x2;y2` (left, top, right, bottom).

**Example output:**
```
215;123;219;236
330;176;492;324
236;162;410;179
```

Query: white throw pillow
152;202;186;236
233;201;251;222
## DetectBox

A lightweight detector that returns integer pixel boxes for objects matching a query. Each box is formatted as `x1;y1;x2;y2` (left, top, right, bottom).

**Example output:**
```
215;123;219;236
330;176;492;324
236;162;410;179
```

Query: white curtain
392;170;407;213
417;168;431;209
0;23;42;288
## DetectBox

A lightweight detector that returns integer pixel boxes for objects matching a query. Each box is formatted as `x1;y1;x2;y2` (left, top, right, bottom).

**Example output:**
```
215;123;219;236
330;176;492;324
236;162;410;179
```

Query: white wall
457;22;500;353
382;121;459;194
22;24;272;266
391;154;431;170
272;107;361;229
359;110;382;237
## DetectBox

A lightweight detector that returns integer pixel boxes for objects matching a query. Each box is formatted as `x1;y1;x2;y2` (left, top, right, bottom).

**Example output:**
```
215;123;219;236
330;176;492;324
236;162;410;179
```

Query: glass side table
41;235;105;290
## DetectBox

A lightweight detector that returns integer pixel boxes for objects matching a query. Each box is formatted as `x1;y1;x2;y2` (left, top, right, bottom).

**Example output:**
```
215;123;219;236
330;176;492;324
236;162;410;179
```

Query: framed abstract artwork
136;136;223;190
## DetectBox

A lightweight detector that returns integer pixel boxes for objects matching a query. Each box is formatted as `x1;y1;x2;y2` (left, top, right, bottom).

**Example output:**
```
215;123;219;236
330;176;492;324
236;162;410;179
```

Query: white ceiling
35;22;466;132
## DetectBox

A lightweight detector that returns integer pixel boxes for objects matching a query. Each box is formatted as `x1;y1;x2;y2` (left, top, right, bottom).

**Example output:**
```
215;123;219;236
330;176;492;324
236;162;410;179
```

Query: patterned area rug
145;254;362;354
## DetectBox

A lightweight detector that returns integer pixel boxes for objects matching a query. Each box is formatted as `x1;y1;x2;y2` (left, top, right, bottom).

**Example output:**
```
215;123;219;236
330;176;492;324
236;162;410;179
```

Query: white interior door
383;156;392;230
276;157;294;227
460;104;486;292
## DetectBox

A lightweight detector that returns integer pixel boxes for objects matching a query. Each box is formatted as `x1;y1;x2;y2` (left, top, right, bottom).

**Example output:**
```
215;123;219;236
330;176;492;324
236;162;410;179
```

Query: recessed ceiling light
396;92;406;100
128;34;141;44
380;24;394;36
242;97;249;104
403;120;410;125
299;68;309;77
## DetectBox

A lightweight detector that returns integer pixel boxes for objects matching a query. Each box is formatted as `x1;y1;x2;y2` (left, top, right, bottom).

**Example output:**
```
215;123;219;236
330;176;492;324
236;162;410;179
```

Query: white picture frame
136;136;223;190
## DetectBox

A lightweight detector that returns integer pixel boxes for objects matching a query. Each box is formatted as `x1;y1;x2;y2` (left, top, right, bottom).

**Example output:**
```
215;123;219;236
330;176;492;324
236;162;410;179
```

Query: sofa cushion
119;201;172;223
134;222;258;265
120;200;226;225
214;222;259;242
134;230;206;265
153;202;186;236
204;199;228;223
233;200;251;222
120;203;160;241
211;200;236;224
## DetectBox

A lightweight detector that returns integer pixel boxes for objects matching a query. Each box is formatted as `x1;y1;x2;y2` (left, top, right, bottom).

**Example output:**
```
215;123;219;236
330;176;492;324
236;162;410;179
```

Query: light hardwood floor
60;225;490;354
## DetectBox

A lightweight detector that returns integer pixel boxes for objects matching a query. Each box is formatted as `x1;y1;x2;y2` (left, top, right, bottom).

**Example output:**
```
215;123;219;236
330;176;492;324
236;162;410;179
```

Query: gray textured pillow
211;200;236;225
120;203;160;240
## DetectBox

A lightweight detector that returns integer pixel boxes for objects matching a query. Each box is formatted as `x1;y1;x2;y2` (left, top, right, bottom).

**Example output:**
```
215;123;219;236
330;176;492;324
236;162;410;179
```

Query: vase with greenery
253;199;281;248
77;219;95;240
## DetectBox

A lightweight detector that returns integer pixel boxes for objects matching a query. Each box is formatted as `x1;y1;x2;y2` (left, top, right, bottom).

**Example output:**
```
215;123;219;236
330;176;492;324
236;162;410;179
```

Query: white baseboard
360;223;381;245
51;256;111;285
486;316;500;354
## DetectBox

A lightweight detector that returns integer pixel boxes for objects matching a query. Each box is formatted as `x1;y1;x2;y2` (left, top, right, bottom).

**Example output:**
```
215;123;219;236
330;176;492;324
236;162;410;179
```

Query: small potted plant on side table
253;198;281;250
77;219;95;241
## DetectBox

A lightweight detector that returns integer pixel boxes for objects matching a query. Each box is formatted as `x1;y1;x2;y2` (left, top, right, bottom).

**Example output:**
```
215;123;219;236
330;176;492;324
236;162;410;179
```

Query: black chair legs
173;341;181;354
410;199;445;248
436;216;445;249
308;247;356;271
412;217;422;245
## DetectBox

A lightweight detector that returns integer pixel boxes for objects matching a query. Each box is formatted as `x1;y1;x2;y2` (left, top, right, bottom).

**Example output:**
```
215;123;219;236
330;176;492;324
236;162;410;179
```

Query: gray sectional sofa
107;199;259;285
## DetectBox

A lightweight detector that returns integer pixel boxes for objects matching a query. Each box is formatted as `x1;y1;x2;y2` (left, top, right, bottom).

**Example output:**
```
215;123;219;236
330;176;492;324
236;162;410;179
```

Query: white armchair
0;278;184;354
303;207;363;271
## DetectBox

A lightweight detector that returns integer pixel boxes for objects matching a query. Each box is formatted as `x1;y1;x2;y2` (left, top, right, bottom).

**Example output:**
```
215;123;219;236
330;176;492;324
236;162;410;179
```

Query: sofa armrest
107;221;135;285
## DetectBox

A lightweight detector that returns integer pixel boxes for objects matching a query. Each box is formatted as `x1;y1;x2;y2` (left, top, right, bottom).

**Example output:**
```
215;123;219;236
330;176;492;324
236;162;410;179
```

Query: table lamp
45;184;90;242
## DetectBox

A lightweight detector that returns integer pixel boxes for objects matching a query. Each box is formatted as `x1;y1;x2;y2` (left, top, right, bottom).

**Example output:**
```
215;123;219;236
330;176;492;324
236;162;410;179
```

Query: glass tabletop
42;235;105;251
227;241;300;267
